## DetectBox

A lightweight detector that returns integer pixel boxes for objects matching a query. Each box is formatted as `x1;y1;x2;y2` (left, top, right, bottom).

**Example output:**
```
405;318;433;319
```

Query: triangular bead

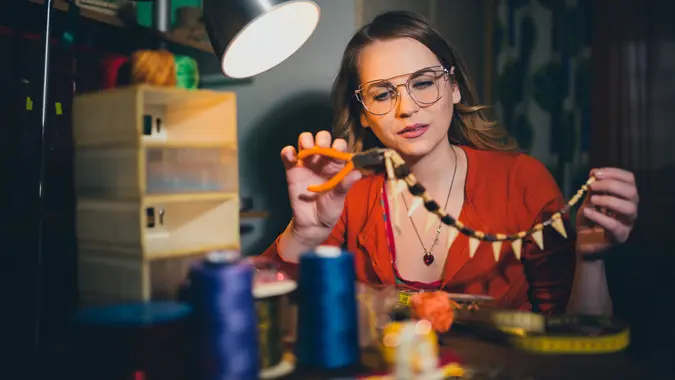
532;230;544;250
407;197;423;217
389;182;401;235
469;237;480;258
395;179;407;196
492;241;502;262
552;219;568;238
511;239;522;260
446;226;459;250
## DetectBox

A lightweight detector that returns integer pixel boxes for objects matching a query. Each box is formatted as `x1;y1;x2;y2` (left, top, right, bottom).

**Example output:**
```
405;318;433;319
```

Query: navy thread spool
296;245;360;371
186;250;259;380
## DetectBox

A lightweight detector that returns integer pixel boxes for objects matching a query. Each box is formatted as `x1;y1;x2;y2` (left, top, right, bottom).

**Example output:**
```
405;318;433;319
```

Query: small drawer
73;85;237;147
74;146;238;198
76;195;240;258
78;251;212;304
146;147;237;194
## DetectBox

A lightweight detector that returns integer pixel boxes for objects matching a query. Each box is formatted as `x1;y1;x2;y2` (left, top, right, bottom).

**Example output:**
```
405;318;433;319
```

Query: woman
261;11;639;316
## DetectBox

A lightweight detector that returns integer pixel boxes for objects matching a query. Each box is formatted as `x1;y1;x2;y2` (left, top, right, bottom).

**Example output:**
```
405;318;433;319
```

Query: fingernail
590;195;598;204
583;207;594;216
594;170;603;178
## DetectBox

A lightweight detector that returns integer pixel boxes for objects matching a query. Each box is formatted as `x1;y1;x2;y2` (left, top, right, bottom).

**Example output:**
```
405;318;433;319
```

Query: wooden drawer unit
73;85;240;304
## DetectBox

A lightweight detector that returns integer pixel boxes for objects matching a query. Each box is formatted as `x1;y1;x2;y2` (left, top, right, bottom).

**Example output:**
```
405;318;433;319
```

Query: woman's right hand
280;130;362;247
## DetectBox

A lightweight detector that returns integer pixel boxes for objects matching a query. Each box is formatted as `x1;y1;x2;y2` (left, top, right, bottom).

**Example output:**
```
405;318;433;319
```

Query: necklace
401;145;458;266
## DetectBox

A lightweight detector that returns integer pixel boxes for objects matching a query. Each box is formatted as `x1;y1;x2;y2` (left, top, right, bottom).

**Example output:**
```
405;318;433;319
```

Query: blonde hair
331;11;517;153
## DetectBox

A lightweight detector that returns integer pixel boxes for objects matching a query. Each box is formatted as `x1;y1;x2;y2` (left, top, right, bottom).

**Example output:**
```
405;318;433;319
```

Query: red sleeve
258;203;347;279
513;154;577;316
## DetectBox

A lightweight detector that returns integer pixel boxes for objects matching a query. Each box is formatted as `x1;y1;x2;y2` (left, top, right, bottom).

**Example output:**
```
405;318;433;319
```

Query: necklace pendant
423;252;435;266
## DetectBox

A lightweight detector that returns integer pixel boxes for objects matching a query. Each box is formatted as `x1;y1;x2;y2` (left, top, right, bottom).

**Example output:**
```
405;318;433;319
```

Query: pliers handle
296;147;387;193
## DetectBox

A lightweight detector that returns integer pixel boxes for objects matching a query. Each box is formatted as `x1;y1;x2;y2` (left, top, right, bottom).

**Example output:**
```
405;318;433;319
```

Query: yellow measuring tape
478;310;630;354
398;291;630;355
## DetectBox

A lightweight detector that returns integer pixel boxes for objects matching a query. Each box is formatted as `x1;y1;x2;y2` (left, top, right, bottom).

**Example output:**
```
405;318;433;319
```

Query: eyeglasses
354;65;451;116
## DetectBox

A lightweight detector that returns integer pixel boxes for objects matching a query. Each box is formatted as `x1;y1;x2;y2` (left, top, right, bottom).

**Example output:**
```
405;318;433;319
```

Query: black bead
441;214;455;225
424;200;440;211
408;183;425;196
394;165;410;178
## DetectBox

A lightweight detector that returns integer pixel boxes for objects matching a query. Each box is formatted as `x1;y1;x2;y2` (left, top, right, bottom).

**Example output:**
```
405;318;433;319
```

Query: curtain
591;0;675;353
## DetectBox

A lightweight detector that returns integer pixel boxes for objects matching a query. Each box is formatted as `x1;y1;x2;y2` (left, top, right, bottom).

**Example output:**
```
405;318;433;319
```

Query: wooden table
284;332;674;380
435;334;660;380
35;330;674;380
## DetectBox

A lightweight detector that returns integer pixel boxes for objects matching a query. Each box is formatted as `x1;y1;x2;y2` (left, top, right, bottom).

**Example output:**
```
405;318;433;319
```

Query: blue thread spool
296;245;360;371
186;250;259;380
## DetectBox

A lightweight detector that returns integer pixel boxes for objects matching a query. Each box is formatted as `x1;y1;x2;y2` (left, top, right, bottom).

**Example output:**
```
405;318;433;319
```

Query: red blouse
261;145;577;315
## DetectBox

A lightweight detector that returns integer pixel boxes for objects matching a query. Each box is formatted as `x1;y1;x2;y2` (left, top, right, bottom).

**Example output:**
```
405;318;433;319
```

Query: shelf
32;0;214;53
143;141;237;149
143;192;237;204
9;0;216;58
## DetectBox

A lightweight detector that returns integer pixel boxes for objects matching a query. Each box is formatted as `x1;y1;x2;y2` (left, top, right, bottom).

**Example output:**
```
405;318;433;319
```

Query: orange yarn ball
410;291;457;333
131;50;177;86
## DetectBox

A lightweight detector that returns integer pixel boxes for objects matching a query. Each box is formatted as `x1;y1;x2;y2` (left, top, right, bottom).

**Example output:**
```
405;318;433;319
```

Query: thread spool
296;245;360;371
100;55;130;90
174;55;200;90
382;320;439;374
131;50;177;87
186;250;259;380
71;301;192;380
251;259;297;378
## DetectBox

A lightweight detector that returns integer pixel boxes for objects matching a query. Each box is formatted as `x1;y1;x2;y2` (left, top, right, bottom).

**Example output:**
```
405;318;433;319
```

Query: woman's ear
452;82;461;105
449;66;461;105
360;113;370;128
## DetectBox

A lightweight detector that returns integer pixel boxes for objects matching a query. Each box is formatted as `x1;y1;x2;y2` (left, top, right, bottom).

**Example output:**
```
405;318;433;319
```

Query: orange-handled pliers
296;147;388;192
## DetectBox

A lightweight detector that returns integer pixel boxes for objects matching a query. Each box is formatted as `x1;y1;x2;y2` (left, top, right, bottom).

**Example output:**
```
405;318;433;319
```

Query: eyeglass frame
354;65;453;116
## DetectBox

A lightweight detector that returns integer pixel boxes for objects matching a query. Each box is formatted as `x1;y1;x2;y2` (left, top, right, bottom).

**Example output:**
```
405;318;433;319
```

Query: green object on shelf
136;0;202;28
174;55;200;89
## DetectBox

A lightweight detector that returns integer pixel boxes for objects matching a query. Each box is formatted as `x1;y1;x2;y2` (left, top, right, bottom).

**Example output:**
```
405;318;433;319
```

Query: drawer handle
146;207;155;228
146;207;166;228
142;115;163;136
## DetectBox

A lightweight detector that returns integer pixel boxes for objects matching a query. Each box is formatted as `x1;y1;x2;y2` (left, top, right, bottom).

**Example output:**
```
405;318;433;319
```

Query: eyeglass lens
360;68;447;115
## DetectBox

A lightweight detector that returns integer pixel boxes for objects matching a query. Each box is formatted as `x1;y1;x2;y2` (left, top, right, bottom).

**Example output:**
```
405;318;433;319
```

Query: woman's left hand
576;168;640;254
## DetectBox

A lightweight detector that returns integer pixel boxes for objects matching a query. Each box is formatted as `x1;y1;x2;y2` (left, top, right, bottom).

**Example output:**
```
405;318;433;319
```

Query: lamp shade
203;0;321;79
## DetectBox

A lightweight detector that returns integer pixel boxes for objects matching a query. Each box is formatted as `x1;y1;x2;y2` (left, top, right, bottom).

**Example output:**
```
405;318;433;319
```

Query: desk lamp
202;0;321;78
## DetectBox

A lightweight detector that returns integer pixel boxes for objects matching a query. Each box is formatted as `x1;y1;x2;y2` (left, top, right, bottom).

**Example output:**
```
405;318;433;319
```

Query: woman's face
356;38;460;158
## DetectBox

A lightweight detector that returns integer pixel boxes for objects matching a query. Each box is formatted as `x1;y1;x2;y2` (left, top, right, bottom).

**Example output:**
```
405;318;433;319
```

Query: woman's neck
403;138;458;190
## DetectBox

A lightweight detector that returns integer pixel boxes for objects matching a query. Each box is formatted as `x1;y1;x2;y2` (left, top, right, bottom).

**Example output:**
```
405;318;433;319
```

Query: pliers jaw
351;148;388;171
296;147;389;193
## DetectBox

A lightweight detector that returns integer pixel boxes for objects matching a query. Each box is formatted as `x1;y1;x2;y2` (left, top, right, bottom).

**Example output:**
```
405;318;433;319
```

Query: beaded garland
381;149;596;260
